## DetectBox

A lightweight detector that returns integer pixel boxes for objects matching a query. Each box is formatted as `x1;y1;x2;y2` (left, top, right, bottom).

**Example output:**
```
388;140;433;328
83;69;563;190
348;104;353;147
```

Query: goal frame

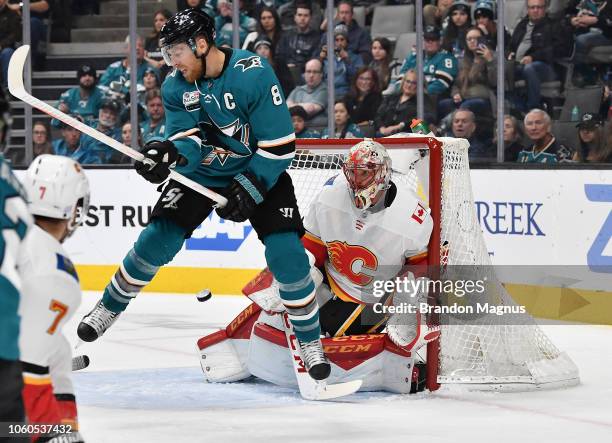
295;137;444;391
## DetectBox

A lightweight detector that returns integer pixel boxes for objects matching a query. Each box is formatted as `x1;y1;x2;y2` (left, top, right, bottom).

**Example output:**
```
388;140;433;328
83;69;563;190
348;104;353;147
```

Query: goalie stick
8;45;227;207
281;313;362;400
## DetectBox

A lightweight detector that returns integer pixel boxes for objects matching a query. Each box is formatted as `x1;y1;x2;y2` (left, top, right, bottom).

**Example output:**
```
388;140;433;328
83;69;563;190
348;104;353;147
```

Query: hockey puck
196;289;212;302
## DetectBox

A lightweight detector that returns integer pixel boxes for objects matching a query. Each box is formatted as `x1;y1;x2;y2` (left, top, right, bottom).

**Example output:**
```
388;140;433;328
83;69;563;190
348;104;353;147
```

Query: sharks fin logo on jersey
199;120;252;166
234;56;263;72
183;91;200;111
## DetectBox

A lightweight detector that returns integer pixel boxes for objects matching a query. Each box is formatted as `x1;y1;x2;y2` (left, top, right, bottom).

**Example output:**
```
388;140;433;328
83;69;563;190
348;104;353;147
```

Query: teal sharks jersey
0;156;31;361
162;48;295;190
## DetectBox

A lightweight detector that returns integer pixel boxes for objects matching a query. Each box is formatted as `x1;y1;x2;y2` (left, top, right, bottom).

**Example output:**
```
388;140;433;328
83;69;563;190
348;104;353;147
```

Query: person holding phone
438;27;496;120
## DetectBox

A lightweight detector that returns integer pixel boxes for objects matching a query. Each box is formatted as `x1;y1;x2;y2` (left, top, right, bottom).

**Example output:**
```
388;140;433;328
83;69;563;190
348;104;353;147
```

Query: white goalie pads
244;250;324;313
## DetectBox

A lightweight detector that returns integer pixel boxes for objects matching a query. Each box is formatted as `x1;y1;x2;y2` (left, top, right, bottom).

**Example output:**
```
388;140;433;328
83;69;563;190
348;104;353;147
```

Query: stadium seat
504;2;525;32
371;5;415;41
552;121;579;151
585;45;612;64
393;33;417;62
559;86;604;121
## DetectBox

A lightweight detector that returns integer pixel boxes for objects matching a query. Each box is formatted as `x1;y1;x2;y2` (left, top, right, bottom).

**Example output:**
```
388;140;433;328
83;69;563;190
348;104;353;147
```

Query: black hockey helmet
159;8;216;65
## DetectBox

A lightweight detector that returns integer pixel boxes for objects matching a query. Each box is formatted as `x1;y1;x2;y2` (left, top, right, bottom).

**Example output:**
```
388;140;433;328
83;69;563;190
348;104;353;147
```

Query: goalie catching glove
216;172;267;222
135;140;185;184
386;278;441;352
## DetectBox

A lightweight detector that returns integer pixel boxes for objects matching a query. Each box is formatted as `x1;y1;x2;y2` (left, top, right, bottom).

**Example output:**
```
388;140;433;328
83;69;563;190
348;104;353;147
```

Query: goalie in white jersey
19;155;89;442
196;140;440;393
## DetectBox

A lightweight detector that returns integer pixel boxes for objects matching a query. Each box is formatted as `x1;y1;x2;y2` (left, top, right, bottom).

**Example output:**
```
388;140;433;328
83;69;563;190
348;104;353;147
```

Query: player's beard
184;55;205;83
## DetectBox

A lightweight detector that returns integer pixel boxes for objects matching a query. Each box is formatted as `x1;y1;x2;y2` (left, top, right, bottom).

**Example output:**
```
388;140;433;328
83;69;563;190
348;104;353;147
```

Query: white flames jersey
18;225;82;381
303;176;433;304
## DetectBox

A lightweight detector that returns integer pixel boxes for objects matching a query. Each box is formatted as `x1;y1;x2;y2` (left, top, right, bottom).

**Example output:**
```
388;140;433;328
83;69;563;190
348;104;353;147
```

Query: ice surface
66;292;612;443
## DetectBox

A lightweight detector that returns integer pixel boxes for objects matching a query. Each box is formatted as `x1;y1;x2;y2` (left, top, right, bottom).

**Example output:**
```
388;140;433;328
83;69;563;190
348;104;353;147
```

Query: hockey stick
281;313;362;400
8;45;227;207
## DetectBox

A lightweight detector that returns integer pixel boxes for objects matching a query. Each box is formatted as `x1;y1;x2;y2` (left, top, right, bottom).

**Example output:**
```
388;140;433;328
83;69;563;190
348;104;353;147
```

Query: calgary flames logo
327;241;378;286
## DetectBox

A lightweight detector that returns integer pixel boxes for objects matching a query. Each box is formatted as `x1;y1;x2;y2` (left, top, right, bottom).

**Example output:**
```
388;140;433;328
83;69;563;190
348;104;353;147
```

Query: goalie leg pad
247;322;422;394
196;302;262;383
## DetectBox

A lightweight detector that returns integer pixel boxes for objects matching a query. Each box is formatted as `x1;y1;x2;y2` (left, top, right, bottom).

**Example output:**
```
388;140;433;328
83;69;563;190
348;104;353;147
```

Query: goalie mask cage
290;136;579;392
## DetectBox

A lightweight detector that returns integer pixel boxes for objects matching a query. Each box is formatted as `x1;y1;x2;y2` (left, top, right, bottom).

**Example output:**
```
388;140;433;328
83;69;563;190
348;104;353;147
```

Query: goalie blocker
196;265;437;394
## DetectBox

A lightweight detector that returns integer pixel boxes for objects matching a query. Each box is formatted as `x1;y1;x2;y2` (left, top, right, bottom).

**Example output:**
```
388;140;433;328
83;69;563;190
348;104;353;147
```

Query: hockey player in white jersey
196;140;440;393
18;155;89;442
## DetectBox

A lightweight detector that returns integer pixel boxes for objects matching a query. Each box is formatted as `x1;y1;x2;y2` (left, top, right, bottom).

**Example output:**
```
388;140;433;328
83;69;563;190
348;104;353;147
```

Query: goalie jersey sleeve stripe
302;232;327;267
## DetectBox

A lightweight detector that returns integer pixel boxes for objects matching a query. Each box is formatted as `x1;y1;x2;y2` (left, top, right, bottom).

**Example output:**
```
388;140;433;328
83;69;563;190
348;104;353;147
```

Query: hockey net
290;136;579;392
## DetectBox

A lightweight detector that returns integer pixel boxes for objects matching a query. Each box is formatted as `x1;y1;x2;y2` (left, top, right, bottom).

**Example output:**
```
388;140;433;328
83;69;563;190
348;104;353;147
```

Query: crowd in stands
2;0;612;166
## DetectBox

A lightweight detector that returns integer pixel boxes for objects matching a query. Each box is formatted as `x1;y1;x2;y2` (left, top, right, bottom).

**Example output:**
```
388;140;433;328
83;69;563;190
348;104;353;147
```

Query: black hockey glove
216;172;267;222
135;140;183;184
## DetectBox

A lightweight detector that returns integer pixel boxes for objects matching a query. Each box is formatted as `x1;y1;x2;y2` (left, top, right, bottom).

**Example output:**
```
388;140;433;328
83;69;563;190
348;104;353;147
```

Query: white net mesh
291;137;579;391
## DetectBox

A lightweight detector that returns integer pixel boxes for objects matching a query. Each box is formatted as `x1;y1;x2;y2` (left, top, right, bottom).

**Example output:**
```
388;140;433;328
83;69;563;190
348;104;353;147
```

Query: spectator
186;0;207;13
254;37;294;96
215;0;256;47
442;1;472;59
473;0;509;52
423;0;454;29
507;0;573;111
369;37;393;91
119;122;141;163
287;58;328;126
100;35;160;91
290;105;319;138
321;100;363;139
143;67;160;93
450;108;492;160
52;121;84;160
573;112;612;162
144;9;172;74
32;120;54;157
518;109;574;163
53;64;104;128
79;98;123;164
0;0;21;87
276;2;321;81
140;89;165;143
375;70;436;137
8;0;50;69
568;0;612;85
244;6;284;53
319;0;371;64
502;115;526;161
399;26;458;99
438;27;496;120
344;67;382;126
320;24;364;98
278;0;323;32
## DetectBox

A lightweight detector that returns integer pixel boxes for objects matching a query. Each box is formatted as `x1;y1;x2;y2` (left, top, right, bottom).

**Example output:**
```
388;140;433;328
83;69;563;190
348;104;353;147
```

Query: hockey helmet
159;8;216;66
342;139;392;210
24;155;90;237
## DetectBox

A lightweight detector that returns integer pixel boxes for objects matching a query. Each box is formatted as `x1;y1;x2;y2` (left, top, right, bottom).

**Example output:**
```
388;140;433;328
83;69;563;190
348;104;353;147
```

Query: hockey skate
297;338;331;381
77;300;121;342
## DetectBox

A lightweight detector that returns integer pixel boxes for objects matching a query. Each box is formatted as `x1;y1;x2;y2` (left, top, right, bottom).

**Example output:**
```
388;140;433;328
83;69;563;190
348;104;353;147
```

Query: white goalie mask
342;140;392;210
24;155;91;237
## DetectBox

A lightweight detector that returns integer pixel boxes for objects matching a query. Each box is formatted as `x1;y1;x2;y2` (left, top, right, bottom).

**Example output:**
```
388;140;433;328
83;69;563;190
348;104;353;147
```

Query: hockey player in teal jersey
0;155;31;427
78;8;331;380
